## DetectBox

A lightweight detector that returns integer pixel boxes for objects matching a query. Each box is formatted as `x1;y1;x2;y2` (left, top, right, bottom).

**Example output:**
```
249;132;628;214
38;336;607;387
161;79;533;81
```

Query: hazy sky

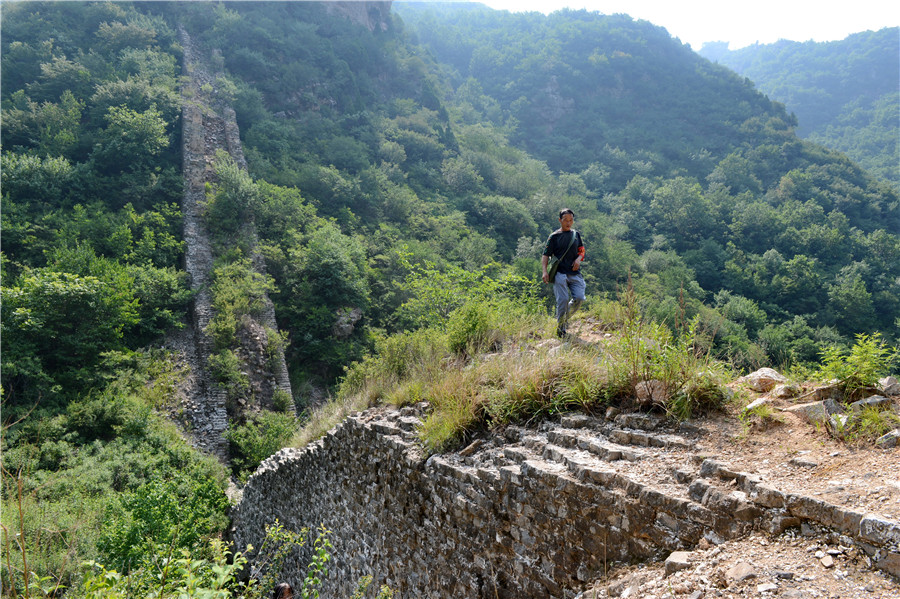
474;0;900;50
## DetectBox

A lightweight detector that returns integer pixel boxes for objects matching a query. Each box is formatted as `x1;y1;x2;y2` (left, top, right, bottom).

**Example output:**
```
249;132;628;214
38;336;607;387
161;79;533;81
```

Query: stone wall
232;406;899;597
176;28;293;460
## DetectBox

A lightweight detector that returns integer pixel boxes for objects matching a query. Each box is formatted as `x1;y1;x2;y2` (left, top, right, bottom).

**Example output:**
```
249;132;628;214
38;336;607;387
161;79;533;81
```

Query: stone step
547;428;646;461
608;427;695;450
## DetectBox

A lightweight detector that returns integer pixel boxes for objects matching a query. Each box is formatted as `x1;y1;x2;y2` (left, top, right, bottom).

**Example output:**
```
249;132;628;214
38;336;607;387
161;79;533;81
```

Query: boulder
635;379;667;406
879;376;900;396
665;551;693;576
770;383;801;399
875;429;900;449
849;395;892;412
332;306;363;339
742;368;788;393
726;561;757;584
782;398;844;424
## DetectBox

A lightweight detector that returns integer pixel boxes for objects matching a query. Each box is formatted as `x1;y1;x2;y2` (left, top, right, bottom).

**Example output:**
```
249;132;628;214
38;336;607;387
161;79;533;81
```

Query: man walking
541;208;586;338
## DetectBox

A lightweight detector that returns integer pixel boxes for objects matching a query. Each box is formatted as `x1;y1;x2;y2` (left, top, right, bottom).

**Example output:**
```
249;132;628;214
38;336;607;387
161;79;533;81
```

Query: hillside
698;28;900;189
1;2;899;596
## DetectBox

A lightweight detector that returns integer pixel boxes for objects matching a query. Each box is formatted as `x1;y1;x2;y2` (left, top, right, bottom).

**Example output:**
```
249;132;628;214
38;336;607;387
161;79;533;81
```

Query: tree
91;104;169;175
2;266;139;399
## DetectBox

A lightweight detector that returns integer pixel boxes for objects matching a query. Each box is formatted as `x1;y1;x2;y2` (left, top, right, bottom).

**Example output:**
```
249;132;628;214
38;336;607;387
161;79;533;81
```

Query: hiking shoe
556;326;568;339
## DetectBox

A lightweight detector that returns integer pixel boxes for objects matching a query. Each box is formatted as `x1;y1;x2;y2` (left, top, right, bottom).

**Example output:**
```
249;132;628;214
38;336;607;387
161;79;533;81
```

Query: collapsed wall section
233;407;899;598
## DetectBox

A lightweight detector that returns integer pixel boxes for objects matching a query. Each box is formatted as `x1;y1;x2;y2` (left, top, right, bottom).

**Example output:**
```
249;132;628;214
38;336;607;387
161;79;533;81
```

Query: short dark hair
273;583;293;599
558;208;574;219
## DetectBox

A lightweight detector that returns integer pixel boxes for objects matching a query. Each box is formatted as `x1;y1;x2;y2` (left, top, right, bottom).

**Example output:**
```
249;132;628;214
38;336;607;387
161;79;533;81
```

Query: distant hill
699;28;900;189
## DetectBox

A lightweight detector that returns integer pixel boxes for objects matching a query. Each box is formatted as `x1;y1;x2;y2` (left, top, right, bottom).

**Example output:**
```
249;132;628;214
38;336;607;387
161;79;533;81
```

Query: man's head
558;208;575;230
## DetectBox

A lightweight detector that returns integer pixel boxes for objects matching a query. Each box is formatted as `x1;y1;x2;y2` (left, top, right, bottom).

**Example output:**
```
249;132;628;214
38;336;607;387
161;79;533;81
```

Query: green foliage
80;521;351;599
816;333;898;399
701;28;899;189
1;352;228;597
97;474;230;573
225;412;298;482
206;257;275;351
92;105;170;175
338;328;448;406
601;286;729;420
446;301;495;356
395;251;540;330
831;406;900;445
81;538;251;599
2;6;899;596
2;265;139;398
205;151;261;237
271;389;293;414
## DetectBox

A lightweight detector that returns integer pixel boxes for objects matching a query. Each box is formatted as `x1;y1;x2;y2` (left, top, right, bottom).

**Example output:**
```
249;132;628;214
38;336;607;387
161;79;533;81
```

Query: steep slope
394;3;790;177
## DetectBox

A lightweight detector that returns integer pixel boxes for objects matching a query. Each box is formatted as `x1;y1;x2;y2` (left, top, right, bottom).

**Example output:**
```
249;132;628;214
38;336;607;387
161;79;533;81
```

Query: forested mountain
699;28;900;188
1;2;898;594
394;2;899;347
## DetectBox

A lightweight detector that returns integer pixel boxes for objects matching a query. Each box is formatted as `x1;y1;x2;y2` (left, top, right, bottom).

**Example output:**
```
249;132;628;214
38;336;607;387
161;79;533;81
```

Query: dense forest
1;1;898;595
699;27;900;188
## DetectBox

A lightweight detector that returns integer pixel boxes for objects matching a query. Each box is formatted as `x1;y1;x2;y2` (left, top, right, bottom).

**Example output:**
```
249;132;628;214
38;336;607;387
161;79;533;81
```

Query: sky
475;0;900;50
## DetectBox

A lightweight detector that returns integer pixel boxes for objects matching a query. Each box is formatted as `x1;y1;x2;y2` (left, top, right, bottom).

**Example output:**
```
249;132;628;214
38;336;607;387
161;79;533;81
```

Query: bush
204;150;261;235
447;301;496;356
817;333;898;399
226;411;297;482
603;286;728;419
97;473;230;572
208;349;250;399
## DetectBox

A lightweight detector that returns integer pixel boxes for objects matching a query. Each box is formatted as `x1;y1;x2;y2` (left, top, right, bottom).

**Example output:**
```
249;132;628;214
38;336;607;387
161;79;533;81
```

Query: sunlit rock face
324;1;393;32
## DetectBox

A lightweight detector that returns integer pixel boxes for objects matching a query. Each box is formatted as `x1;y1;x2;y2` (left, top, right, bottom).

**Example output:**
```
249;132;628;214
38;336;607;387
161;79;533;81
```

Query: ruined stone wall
232;407;899;598
178;29;230;458
176;28;293;460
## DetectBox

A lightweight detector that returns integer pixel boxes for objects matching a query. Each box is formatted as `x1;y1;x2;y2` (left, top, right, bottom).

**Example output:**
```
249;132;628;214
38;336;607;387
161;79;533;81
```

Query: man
541;208;585;338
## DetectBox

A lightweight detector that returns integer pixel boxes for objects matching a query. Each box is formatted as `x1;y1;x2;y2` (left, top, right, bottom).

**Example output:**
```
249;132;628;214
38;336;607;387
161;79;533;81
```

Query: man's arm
572;243;585;271
541;254;550;283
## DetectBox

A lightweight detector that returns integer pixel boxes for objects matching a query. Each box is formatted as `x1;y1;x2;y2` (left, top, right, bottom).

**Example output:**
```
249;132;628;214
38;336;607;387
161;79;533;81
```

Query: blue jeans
554;272;585;328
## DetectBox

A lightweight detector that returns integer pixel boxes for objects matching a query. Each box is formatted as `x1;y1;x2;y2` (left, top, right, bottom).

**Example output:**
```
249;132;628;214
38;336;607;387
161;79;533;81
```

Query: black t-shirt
542;229;584;274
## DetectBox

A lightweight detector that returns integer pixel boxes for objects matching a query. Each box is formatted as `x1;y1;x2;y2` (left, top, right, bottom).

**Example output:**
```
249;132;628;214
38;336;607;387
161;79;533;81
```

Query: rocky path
360;398;899;598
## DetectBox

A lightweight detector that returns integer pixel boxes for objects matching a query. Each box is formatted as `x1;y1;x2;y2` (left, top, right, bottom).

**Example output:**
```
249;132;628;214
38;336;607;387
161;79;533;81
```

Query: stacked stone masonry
232;406;899;598
176;28;293;460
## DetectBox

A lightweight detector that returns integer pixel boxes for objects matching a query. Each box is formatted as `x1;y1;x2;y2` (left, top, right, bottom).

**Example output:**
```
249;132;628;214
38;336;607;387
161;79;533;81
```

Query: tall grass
299;282;731;454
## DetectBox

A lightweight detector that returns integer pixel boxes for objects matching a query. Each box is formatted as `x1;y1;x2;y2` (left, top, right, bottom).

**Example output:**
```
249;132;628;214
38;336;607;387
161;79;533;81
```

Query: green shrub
337;328;447;404
226;411;297;482
97;473;230;572
272;389;293;413
83;538;250;599
207;257;275;351
204;150;261;235
817;333;898;399
447;301;496;356
208;349;250;398
1;355;227;596
602;284;728;419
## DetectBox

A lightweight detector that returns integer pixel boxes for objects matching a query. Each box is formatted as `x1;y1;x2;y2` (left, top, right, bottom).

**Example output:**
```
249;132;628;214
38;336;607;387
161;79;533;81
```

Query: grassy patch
300;286;732;454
